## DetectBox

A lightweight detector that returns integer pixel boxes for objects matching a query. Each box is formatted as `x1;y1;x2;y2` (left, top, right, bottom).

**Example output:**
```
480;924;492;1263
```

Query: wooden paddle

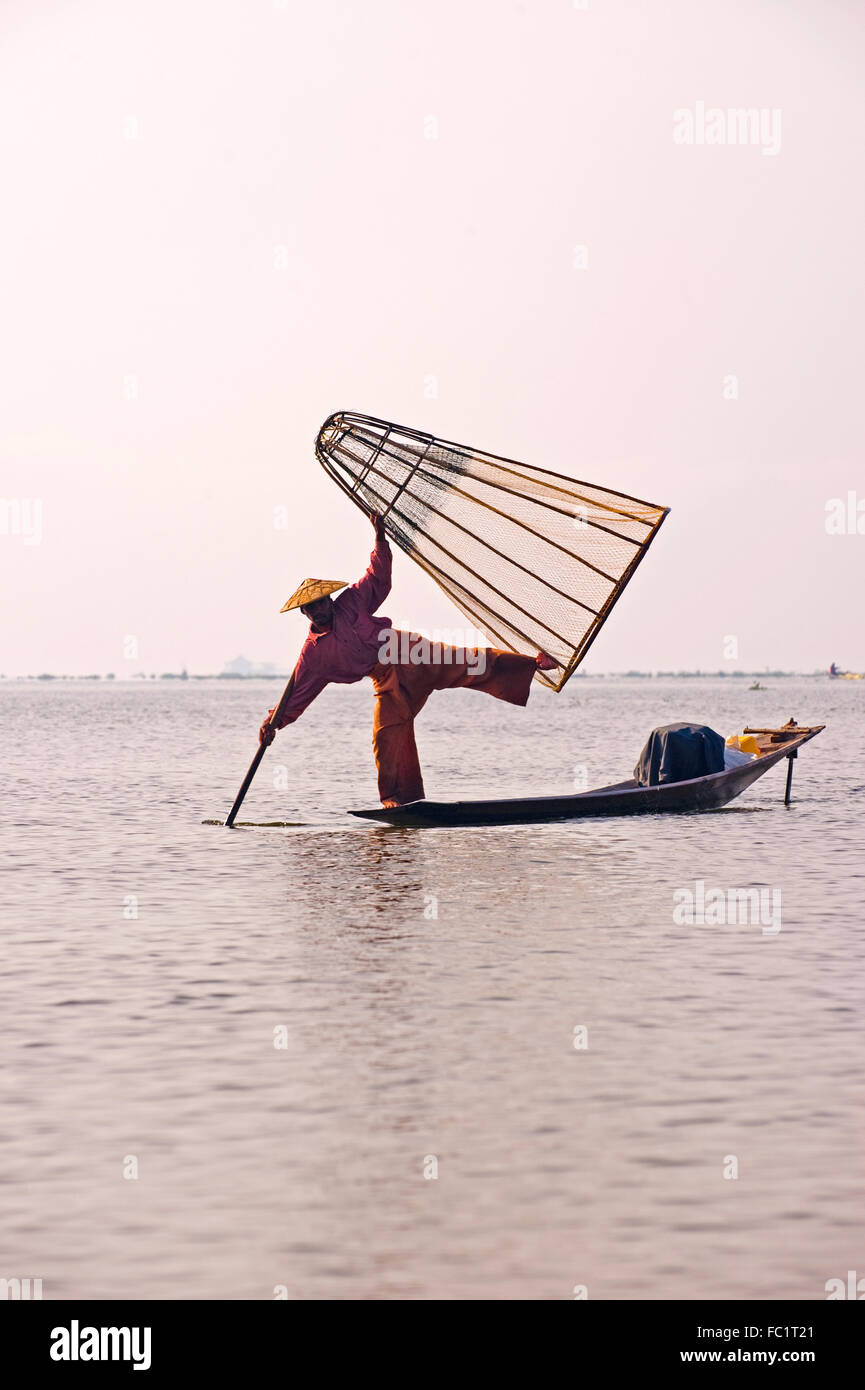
225;673;295;828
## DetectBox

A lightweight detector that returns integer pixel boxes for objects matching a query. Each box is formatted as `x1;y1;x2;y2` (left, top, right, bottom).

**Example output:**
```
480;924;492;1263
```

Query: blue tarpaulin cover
633;722;725;787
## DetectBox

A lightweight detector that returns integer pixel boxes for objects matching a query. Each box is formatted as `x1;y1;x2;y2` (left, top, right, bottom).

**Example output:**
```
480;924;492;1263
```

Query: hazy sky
2;0;863;676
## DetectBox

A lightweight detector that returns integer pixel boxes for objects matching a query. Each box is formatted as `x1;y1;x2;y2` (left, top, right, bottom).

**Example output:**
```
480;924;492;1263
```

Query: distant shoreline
0;670;841;683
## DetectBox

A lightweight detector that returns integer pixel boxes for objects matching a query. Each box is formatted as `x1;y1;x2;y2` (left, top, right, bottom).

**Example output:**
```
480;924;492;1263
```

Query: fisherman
260;512;558;807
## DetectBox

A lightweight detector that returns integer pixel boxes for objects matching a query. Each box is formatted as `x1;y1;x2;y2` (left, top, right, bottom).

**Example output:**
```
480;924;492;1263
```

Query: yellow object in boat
726;733;761;756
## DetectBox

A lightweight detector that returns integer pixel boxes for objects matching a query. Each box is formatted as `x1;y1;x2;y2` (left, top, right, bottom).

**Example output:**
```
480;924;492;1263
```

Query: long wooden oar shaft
225;674;295;828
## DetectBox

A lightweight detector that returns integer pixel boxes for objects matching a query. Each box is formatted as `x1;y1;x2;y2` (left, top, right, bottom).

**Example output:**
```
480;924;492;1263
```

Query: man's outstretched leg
405;645;540;709
370;643;555;806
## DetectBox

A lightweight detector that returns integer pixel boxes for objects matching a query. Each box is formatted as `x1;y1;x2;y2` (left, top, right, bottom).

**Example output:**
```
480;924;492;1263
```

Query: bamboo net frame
315;411;669;692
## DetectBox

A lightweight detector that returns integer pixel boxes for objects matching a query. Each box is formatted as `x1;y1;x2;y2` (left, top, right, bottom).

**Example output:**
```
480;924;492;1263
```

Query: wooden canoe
349;723;825;827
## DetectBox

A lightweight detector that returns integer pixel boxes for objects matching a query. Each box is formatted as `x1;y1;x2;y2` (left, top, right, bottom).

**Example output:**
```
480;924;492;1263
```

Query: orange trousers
369;645;537;805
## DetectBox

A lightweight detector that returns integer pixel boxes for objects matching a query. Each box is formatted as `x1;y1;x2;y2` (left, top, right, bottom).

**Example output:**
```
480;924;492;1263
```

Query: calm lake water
1;676;862;1300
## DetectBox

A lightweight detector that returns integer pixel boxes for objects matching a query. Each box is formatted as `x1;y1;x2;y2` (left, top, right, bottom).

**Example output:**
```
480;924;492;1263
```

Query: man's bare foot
535;651;560;671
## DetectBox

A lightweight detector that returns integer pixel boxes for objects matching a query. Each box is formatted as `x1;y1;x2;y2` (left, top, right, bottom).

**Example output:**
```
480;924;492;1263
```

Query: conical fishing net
316;411;669;690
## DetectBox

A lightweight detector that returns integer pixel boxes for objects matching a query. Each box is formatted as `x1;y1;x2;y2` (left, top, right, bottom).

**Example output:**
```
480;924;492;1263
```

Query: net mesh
315;411;669;691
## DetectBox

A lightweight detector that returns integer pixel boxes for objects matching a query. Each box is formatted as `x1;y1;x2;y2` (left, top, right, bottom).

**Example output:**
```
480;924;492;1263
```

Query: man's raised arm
350;512;392;613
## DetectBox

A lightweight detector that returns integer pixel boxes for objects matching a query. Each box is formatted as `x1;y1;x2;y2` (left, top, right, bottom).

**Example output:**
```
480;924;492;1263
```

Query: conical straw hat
280;578;347;613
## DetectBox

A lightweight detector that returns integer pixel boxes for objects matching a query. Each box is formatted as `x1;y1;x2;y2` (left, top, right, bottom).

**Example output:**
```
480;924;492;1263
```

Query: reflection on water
1;677;862;1299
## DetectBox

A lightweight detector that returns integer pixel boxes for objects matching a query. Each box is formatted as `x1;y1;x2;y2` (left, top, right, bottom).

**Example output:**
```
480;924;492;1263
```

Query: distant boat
829;662;863;680
749;681;767;691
